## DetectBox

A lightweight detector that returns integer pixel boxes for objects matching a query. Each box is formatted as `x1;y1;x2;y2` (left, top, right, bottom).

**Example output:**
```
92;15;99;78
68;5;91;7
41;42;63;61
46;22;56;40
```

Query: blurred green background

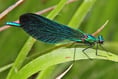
0;0;118;79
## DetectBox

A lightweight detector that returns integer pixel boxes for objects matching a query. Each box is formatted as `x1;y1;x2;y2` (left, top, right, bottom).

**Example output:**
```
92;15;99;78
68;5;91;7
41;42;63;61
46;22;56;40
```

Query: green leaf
68;0;96;28
6;37;36;79
13;48;118;79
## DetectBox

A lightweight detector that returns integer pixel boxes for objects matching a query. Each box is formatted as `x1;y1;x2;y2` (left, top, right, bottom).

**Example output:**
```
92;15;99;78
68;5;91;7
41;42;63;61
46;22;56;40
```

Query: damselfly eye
98;35;104;44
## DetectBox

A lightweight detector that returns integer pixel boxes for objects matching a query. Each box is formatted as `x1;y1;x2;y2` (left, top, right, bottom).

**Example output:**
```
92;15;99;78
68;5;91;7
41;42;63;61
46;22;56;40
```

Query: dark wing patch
19;13;84;43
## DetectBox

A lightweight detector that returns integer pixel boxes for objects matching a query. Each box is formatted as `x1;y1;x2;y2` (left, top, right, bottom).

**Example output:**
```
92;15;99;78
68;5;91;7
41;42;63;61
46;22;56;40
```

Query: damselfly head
98;35;104;44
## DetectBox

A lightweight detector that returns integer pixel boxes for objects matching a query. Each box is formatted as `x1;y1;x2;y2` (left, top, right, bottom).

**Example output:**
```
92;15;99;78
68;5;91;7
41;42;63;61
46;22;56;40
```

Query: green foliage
0;0;118;79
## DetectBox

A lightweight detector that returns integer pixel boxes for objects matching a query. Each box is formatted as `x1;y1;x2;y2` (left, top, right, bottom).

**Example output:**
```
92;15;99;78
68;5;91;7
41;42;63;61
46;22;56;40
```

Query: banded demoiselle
6;13;105;58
